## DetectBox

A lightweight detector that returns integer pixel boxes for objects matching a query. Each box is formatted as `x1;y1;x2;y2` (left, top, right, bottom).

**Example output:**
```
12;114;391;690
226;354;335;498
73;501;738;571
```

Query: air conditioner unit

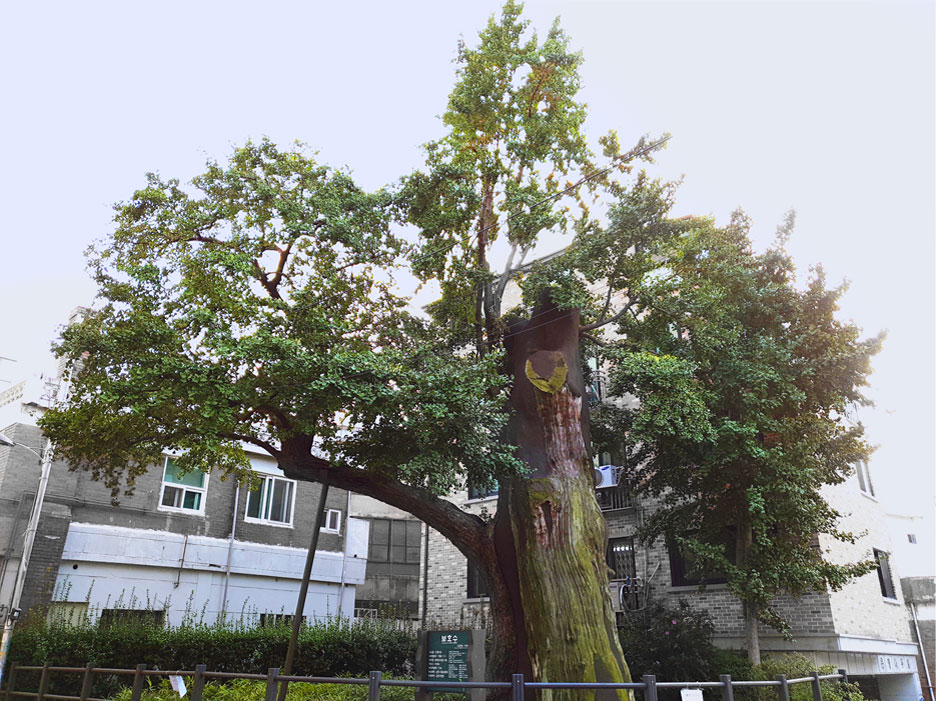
594;465;619;489
609;577;643;612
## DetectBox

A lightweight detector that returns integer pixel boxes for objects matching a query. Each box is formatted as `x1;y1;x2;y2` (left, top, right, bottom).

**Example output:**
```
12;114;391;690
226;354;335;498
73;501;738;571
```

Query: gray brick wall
423;486;869;643
0;421;348;616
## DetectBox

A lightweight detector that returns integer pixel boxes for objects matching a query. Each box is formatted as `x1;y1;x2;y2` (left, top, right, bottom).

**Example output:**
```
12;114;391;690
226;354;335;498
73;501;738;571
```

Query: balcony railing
596;485;634;511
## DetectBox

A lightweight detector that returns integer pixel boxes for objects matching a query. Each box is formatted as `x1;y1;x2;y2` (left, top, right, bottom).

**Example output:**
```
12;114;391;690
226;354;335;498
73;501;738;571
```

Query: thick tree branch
280;449;491;564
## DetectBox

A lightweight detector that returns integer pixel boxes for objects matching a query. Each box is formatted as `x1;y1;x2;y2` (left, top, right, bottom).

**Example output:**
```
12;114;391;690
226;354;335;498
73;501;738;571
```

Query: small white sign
681;689;703;701
169;675;187;697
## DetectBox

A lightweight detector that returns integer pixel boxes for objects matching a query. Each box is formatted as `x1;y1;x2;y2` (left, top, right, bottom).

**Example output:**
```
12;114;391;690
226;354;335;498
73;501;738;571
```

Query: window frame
244;473;298;528
856;460;876;498
321;508;342;534
467;560;489;599
158;457;207;516
873;548;897;600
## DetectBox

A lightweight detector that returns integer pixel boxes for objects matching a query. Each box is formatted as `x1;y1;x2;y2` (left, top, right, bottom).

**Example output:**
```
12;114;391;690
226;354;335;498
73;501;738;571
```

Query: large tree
38;1;878;694
592;211;883;664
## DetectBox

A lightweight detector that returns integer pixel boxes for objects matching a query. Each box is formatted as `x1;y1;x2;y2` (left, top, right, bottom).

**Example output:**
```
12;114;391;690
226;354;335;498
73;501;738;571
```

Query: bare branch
580;297;637;332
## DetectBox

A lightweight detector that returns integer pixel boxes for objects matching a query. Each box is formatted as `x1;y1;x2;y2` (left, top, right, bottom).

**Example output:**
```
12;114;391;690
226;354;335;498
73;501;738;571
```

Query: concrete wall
51;520;368;626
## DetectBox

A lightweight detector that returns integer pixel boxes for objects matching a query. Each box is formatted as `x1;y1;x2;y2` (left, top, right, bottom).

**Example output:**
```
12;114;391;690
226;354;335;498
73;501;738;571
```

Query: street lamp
0;430;55;688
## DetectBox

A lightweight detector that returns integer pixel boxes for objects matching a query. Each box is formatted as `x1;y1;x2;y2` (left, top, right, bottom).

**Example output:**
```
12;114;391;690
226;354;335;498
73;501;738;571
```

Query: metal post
191;664;206;701
278;473;329;701
910;602;934;701
78;662;95;701
36;663;50;701
810;670;823;701
265;668;280;701
776;675;790;701
368;671;382;701
511;673;524;701
130;664;146;701
837;669;848;684
720;674;734;701
3;665;17;701
643;675;658;701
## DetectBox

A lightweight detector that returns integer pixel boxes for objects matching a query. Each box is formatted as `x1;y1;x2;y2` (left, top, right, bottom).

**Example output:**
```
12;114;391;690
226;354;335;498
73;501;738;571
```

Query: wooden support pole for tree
278;471;329;701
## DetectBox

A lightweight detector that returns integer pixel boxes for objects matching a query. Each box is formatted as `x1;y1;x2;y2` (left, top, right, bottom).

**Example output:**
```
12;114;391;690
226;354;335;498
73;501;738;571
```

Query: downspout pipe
336;489;352;621
910;601;933;701
219;481;240;624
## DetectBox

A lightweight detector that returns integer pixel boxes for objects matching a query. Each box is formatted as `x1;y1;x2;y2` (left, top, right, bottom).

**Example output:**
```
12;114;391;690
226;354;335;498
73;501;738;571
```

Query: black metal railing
2;663;852;701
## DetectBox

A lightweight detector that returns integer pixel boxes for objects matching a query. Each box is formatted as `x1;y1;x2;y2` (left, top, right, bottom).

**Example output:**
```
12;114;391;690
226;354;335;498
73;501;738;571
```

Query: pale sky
1;1;933;569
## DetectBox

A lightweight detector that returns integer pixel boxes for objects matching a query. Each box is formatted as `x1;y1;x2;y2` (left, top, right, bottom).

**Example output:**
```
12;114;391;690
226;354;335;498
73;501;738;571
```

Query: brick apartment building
0;379;369;627
421;458;926;701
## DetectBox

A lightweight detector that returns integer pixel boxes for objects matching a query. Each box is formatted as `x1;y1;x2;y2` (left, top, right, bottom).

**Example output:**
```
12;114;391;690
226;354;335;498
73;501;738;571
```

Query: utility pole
0;376;68;689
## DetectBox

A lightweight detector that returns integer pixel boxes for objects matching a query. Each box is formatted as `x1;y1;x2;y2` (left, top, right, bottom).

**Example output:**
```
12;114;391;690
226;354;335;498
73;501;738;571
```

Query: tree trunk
736;521;761;665
493;294;632;700
743;602;761;666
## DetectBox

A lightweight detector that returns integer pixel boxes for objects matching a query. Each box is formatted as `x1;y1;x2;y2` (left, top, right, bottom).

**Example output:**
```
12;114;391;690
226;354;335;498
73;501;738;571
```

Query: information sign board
426;630;470;693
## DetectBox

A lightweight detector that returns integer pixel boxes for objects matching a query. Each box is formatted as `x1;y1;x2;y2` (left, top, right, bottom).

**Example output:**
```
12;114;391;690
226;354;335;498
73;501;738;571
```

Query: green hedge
6;619;417;699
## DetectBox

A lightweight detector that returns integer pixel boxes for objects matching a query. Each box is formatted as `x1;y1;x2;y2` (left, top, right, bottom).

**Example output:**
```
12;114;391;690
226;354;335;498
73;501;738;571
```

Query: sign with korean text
427;631;470;693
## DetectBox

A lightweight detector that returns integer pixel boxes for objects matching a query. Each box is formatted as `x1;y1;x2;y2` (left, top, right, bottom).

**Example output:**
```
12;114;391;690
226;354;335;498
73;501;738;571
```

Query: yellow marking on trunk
525;356;568;394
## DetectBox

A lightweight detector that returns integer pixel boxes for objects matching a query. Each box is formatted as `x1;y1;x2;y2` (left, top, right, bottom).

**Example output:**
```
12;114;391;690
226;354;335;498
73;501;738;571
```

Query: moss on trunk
495;295;632;701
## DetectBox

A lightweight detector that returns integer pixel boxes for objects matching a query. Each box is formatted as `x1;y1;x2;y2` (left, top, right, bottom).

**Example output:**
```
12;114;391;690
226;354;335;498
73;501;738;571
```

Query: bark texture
494;295;632;701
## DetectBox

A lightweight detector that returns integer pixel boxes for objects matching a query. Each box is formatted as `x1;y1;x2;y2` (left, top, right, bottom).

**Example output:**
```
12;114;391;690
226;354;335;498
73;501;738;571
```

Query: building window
873;549;896;599
159;458;207;514
467;561;489;599
99;609;165;628
908;534;917;544
607;537;637;581
856;460;875;497
321;509;342;534
668;531;734;587
245;475;296;526
467;483;498;500
357;519;422;617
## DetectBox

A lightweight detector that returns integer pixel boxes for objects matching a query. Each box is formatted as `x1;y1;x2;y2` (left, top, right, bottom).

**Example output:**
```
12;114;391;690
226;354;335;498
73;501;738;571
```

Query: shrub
618;600;723;683
110;678;421;701
6;618;417;699
749;654;866;701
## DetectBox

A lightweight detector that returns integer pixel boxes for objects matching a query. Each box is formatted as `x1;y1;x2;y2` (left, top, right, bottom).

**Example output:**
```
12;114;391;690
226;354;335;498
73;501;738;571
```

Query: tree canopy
590;210;882;661
40;0;881;684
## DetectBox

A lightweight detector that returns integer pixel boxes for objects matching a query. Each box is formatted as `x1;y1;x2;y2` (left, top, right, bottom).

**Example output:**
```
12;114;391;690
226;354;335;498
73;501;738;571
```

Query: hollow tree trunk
491;294;632;701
